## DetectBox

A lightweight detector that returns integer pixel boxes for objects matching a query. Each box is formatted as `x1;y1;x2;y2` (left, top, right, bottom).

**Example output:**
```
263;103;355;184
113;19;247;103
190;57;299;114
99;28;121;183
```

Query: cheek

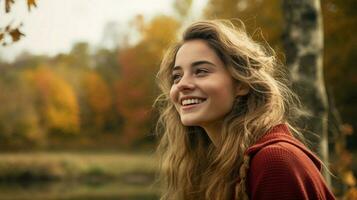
207;79;235;97
215;90;235;107
169;86;178;104
208;81;236;107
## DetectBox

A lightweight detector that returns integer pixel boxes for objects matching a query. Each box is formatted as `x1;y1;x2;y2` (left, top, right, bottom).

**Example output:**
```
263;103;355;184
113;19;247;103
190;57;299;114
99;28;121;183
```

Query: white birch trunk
282;0;330;185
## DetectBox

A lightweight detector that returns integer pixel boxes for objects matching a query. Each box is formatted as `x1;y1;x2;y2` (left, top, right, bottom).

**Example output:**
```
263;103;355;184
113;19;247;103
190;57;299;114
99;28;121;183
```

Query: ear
235;82;250;97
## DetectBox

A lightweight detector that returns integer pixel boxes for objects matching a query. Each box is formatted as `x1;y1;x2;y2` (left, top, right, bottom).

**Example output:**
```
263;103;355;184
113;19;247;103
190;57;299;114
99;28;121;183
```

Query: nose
176;74;195;91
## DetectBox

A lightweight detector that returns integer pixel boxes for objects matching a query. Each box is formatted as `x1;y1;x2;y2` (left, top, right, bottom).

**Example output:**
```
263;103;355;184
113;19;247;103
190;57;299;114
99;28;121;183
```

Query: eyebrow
172;60;216;71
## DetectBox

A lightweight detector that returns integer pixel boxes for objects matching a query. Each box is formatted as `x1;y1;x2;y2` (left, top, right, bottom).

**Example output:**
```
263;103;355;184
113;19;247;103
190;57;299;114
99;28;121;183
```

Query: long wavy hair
155;19;303;200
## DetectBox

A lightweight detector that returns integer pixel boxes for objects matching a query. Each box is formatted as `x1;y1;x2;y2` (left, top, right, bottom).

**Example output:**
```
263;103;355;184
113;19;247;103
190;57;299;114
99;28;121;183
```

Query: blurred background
0;0;355;199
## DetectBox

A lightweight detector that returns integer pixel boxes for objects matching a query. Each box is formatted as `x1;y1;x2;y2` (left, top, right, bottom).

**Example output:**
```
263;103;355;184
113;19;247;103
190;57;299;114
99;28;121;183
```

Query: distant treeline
0;0;355;150
0;15;179;150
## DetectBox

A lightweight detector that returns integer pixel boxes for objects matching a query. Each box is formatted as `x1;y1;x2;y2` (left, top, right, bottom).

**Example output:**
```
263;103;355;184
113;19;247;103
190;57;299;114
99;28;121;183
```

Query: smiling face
169;39;238;128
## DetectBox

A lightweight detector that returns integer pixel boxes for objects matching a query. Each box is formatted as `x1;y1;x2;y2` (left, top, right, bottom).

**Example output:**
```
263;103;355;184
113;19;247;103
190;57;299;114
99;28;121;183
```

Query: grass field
0;151;160;200
0;151;158;180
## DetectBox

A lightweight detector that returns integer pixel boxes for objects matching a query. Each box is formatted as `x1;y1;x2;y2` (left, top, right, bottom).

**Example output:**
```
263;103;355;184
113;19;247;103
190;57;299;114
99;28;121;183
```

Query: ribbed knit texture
245;124;336;200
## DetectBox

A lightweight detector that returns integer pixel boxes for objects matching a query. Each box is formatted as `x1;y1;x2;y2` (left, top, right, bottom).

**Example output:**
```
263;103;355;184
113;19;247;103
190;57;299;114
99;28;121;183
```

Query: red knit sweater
245;124;336;200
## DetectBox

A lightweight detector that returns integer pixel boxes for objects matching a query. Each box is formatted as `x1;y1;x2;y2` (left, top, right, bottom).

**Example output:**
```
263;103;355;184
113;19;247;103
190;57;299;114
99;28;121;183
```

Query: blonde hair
155;19;303;200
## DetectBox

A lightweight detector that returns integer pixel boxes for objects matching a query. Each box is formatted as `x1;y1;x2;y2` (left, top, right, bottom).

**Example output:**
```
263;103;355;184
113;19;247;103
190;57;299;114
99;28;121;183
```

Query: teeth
182;98;204;106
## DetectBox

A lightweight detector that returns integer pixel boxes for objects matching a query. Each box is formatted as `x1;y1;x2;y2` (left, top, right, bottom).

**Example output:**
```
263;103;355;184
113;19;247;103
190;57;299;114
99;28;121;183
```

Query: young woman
155;19;336;200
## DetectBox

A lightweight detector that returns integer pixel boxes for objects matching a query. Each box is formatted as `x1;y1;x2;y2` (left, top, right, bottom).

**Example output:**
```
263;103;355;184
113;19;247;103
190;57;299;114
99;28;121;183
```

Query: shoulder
248;142;319;189
247;142;334;200
250;141;317;172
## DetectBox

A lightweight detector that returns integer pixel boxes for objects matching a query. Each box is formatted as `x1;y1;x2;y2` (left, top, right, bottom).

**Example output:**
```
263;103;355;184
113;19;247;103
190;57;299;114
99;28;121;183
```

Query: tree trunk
282;0;330;185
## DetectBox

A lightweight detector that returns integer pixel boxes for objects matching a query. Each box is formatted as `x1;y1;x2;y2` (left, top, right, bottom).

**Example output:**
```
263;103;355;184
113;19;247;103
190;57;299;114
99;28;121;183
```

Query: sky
0;0;207;62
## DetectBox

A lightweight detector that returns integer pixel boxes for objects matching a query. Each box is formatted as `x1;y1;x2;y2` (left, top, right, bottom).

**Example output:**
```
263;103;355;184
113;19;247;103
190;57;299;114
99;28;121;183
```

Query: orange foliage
82;71;112;128
345;187;357;200
115;15;180;145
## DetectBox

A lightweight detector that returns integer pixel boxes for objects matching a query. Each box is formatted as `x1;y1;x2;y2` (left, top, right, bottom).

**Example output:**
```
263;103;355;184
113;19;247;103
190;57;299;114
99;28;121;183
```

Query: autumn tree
115;15;180;145
0;69;44;147
82;71;113;131
26;66;80;135
204;0;284;49
321;0;357;196
43;42;123;143
322;0;357;143
93;48;121;84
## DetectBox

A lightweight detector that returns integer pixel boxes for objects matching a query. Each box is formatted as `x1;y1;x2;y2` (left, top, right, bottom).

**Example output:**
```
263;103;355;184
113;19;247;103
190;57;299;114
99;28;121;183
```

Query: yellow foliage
141;15;180;58
343;171;356;187
344;187;357;200
26;67;79;134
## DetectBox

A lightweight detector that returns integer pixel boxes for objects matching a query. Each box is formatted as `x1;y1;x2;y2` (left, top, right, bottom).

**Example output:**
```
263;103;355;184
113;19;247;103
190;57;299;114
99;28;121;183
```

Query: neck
201;120;223;147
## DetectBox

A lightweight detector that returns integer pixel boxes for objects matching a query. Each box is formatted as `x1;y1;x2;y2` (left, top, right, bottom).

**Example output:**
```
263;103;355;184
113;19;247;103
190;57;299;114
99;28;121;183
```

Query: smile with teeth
181;98;206;106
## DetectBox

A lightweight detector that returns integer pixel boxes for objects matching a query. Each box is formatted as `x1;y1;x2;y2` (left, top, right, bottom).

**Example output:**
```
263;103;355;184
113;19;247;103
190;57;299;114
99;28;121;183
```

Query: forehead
174;39;221;67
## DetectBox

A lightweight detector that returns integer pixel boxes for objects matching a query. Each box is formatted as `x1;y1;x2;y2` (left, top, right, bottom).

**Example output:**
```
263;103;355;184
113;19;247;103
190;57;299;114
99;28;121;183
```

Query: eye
171;73;182;84
195;68;209;76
